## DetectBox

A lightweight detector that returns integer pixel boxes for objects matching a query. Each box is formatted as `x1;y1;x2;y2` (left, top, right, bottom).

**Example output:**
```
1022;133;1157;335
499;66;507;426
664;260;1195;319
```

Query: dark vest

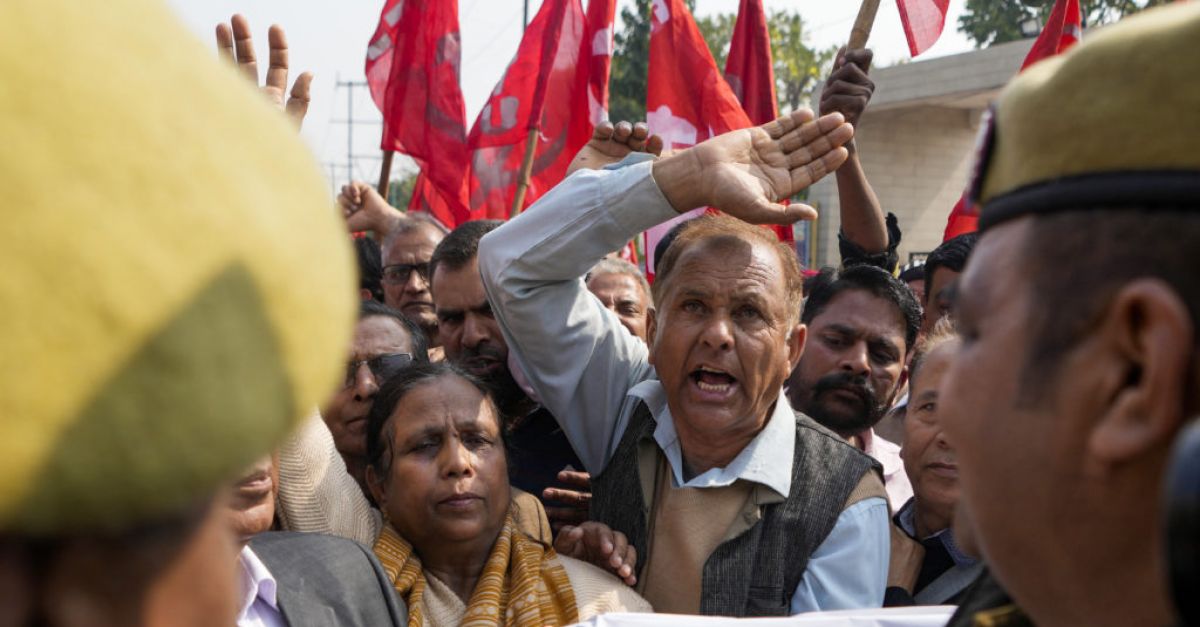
590;401;880;617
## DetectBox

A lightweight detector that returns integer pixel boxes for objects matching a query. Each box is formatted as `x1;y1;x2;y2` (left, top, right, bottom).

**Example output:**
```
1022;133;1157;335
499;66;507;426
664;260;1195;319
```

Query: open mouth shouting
689;365;739;401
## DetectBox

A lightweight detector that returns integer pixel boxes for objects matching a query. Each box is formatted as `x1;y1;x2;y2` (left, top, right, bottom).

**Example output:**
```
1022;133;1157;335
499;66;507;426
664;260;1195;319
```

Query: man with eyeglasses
321;300;429;495
380;217;447;351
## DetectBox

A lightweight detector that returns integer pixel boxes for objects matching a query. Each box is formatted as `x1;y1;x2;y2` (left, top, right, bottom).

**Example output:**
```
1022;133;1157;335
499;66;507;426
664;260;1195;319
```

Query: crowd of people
3;1;1199;626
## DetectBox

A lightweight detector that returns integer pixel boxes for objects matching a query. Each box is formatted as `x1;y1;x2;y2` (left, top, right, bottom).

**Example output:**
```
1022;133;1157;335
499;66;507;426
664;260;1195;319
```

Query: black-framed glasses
381;263;430;285
344;353;414;388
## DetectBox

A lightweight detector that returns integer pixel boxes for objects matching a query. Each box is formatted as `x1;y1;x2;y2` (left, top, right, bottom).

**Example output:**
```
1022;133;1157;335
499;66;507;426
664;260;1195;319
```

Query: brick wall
806;105;981;269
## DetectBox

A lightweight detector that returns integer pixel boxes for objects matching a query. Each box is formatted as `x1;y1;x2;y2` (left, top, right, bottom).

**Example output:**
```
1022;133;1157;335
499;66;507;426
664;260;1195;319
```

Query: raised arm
479;122;668;474
820;48;896;269
479;113;852;474
215;14;312;128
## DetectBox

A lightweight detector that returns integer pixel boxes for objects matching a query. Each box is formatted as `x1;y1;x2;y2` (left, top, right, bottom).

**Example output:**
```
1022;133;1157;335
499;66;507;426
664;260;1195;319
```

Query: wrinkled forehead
589;271;647;298
353;315;414;357
389;376;498;433
384;226;443;264
659;235;786;299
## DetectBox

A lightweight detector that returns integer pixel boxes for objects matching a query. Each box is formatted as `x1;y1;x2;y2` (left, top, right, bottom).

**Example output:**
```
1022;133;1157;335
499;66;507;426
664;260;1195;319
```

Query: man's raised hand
338;181;404;237
566;121;664;176
216;14;312;128
651;110;853;225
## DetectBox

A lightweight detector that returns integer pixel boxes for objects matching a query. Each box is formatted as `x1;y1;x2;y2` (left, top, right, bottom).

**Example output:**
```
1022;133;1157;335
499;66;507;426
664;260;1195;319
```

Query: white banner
567;607;955;627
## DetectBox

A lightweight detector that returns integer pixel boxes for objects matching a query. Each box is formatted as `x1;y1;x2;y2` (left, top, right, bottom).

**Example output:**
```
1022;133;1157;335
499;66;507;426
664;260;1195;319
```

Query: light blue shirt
479;159;890;613
237;546;285;627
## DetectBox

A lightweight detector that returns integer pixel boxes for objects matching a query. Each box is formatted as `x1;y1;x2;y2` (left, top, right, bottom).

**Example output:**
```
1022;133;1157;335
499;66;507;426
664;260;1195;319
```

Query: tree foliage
958;0;1169;48
610;0;835;123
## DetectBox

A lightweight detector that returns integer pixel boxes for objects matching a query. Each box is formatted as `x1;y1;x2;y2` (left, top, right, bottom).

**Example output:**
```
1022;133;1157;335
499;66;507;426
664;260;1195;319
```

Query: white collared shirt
479;159;890;613
237;545;285;627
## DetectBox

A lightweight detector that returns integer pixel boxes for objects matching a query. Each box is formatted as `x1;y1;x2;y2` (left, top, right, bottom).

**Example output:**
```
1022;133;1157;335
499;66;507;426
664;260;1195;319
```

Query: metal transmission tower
324;76;384;195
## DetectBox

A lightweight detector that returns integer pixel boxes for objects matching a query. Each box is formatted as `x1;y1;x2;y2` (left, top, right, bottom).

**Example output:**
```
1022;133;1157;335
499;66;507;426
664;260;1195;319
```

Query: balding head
653;215;805;326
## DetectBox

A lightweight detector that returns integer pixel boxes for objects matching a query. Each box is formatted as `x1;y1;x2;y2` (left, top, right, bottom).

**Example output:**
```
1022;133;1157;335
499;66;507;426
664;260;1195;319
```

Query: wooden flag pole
377;150;395;199
848;0;882;50
510;127;539;218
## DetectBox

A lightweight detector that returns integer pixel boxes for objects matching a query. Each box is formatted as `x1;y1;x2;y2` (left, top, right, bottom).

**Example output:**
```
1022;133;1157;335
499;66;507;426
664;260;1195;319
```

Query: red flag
645;0;795;275
896;0;950;57
465;0;588;219
725;0;778;126
725;0;792;243
585;0;618;125
941;196;979;241
943;0;1082;241
1021;0;1082;70
366;0;470;226
644;0;752;276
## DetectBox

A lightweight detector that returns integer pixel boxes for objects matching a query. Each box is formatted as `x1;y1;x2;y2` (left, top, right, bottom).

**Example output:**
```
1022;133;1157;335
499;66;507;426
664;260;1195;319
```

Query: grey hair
586;257;650;300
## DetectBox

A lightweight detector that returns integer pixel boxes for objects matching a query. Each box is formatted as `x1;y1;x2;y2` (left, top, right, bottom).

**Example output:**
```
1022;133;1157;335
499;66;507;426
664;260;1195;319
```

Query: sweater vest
590;400;881;617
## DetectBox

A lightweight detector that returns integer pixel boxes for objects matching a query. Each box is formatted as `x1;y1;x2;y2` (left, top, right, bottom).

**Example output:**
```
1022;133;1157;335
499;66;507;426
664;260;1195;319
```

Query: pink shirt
859;428;913;510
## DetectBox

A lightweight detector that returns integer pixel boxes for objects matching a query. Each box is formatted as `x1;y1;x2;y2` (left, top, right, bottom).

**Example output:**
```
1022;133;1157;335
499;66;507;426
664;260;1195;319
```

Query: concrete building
800;38;1037;269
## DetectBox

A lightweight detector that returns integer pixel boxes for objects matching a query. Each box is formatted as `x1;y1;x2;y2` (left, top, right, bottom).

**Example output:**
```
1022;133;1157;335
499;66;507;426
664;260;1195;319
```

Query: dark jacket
248;531;407;627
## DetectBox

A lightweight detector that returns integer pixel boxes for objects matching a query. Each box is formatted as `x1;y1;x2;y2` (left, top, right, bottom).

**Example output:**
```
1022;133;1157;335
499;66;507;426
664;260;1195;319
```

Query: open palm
682;111;854;224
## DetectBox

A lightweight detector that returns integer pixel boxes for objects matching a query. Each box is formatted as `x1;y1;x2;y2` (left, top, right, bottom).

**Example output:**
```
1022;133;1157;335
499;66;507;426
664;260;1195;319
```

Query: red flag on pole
644;0;796;275
895;0;950;57
464;0;589;220
366;0;471;227
1021;0;1082;70
643;0;756;276
725;0;792;243
585;0;618;125
942;0;1083;241
725;0;778;126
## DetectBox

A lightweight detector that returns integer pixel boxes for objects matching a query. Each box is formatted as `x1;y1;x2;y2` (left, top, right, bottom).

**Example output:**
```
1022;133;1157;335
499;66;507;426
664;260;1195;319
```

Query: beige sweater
418;554;653;626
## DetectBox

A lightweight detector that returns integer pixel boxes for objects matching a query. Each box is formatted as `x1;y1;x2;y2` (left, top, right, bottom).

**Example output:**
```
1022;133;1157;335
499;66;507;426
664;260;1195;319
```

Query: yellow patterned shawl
374;513;579;626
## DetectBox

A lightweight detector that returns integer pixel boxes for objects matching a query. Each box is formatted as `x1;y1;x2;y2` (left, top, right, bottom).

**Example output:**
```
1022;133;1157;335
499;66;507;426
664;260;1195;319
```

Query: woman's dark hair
365;361;504;479
354;236;383;302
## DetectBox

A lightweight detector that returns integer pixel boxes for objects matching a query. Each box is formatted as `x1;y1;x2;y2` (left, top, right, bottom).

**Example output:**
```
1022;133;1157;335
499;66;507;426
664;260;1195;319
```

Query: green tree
609;1;834;122
387;170;418;209
958;0;1169;48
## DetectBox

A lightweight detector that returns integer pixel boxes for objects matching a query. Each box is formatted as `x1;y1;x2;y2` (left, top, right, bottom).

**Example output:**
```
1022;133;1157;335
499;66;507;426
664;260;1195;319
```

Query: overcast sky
166;0;976;191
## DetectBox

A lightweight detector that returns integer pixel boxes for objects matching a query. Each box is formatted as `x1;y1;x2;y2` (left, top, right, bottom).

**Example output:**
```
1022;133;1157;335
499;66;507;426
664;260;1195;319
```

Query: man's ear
646;307;659;367
787;323;807;370
1089;279;1193;466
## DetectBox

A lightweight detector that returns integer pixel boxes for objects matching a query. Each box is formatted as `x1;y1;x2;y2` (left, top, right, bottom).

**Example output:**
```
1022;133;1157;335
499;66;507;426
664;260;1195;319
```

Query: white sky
166;0;976;192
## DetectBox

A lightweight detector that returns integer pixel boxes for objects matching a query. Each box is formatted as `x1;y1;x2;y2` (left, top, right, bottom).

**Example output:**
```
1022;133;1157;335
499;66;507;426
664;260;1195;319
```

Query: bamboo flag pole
510;127;539;218
848;0;882;50
377;149;395;199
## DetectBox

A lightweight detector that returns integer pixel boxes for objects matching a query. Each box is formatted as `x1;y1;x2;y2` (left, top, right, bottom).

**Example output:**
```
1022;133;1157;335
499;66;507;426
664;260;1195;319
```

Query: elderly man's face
939;219;1064;606
900;341;958;535
382;226;443;333
648;239;803;450
786;289;907;437
323;316;415;459
588;272;650;342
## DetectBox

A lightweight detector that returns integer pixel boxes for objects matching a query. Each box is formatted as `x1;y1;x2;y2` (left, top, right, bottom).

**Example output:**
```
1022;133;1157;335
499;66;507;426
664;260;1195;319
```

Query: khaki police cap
0;0;356;534
975;3;1200;231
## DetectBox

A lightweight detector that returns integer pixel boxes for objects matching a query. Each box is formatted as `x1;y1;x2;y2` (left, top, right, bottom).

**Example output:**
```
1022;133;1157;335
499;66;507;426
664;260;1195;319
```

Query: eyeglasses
381;263;430;285
344;353;414;388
